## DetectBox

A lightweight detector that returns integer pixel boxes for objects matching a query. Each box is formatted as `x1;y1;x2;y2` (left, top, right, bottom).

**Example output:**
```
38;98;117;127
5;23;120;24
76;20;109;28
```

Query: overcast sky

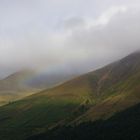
0;0;140;77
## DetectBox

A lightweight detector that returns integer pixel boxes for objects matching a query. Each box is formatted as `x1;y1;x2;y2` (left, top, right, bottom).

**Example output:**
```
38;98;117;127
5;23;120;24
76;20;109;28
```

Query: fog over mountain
0;0;140;78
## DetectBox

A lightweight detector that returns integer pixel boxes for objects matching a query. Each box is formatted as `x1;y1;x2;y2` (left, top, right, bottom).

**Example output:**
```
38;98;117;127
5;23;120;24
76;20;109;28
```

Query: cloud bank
0;0;140;77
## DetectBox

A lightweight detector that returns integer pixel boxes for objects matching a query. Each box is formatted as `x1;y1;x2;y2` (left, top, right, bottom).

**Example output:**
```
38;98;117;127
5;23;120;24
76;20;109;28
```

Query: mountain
0;70;37;106
0;70;77;106
0;51;140;140
26;71;78;89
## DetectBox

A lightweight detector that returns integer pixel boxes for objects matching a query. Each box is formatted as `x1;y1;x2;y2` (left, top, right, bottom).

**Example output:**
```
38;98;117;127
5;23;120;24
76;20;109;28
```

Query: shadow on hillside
27;103;140;140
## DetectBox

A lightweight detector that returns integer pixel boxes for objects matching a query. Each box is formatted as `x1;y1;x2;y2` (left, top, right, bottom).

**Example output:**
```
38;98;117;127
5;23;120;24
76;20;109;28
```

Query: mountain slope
77;51;140;122
0;70;37;106
28;102;140;140
0;70;77;106
0;51;140;139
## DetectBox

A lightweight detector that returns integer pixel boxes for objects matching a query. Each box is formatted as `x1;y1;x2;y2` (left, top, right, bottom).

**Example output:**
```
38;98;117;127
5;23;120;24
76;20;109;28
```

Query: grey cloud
63;6;140;68
0;0;140;77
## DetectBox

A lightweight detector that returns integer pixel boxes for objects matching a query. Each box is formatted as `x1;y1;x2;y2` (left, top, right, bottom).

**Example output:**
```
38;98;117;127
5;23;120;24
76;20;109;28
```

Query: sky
0;0;140;77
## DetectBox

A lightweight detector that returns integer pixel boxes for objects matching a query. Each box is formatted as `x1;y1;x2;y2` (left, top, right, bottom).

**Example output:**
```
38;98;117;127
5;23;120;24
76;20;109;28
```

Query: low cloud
0;1;140;77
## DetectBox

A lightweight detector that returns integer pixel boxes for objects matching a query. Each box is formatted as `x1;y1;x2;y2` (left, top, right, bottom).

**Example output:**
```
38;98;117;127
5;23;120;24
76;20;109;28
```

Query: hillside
0;70;37;106
0;70;77;106
0;51;140;139
28;102;140;140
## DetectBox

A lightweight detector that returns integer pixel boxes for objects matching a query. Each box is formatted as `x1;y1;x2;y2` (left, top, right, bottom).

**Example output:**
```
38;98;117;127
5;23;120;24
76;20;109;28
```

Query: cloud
60;5;140;59
49;4;140;72
0;1;140;77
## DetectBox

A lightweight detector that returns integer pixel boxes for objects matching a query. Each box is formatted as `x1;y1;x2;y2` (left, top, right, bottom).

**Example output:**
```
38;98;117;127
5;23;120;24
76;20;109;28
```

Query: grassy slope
0;76;94;140
28;103;140;140
0;92;34;106
0;70;37;105
0;52;140;139
0;70;78;106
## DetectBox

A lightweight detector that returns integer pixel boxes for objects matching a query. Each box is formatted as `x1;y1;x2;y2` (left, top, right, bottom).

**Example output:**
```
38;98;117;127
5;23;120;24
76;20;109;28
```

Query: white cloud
0;0;140;77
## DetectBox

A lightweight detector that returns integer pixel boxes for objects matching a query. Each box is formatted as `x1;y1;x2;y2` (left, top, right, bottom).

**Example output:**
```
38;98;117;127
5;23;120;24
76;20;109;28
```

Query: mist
0;0;140;78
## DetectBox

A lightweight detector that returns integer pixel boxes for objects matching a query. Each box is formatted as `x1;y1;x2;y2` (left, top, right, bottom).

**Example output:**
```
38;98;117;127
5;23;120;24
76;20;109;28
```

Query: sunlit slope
73;51;140;123
0;70;78;106
0;70;37;105
0;51;140;139
0;76;94;140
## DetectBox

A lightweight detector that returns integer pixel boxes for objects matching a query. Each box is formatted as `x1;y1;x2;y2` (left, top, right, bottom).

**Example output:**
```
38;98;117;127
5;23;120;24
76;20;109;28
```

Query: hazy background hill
0;51;140;139
0;70;36;106
0;69;78;106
